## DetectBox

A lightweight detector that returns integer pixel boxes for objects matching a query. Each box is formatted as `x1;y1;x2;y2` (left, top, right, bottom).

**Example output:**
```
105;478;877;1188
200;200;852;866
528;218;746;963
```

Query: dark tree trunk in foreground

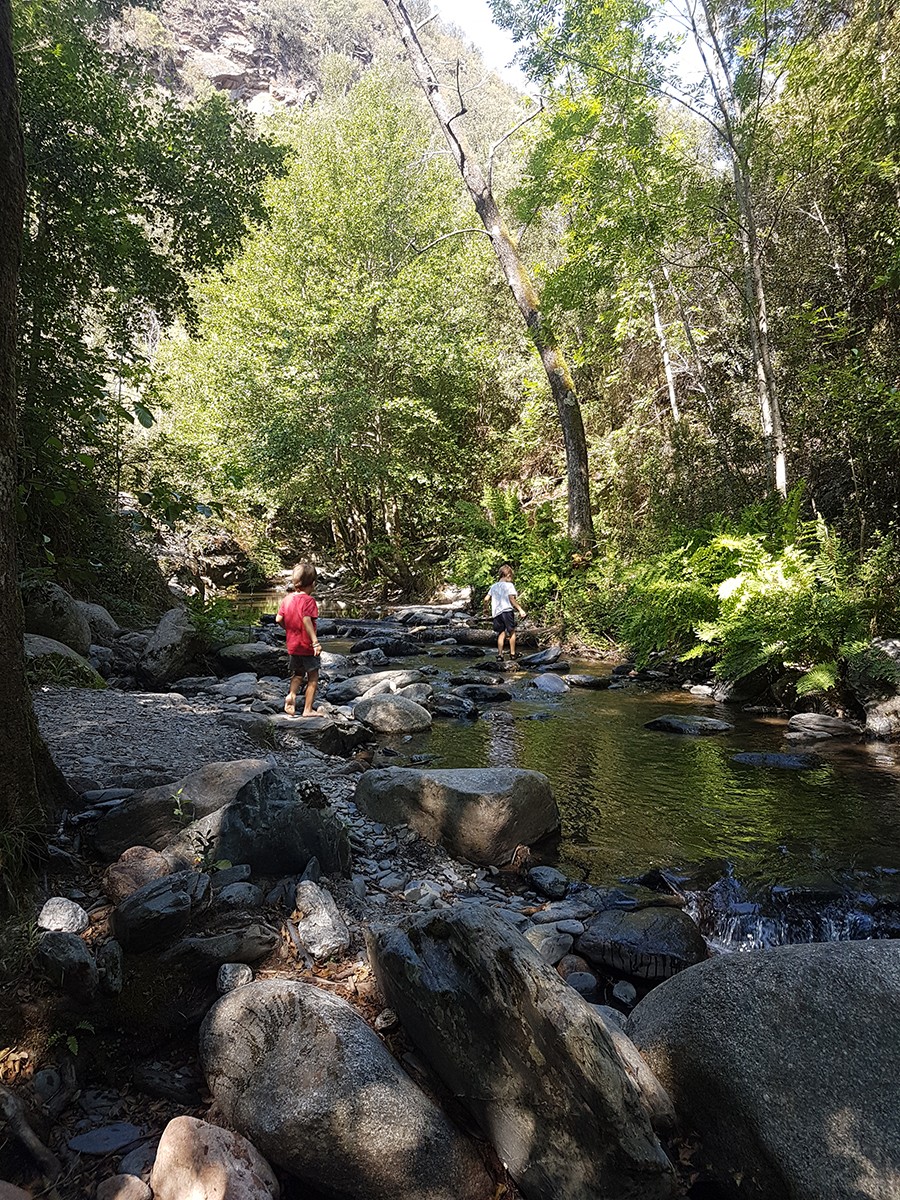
383;0;595;547
0;0;59;886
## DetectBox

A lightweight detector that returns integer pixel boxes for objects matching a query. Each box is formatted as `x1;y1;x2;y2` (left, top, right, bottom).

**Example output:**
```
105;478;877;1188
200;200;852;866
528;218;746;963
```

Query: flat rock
532;673;569;693
567;674;613;689
355;694;433;733
628;941;900;1200
164;921;279;970
578;908;708;981
367;907;676;1200
787;712;860;737
200;980;490;1200
69;1122;144;1155
450;684;512;703
644;714;733;735
150;1115;279;1200
520;646;563;666
355;766;560;865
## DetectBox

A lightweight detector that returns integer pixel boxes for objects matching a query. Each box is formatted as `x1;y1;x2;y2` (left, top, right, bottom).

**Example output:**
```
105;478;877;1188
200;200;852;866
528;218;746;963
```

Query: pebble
38;896;90;934
556;919;585;936
612;979;638;1006
217;963;254;994
374;1009;399;1033
566;971;600;999
524;926;574;965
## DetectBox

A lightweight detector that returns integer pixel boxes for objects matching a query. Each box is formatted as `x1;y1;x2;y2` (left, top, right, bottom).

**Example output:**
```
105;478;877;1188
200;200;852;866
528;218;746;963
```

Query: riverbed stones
95;1176;151;1200
36;931;99;1004
102;847;172;903
367;907;676;1200
577;907;708;981
292;881;350;960
164;770;351;878
149;1116;280;1200
97;939;124;995
111;870;209;951
327;669;423;705
644;714;734;735
355;694;433;733
786;712;861;737
200;979;490;1200
628;940;900;1200
38;896;90;934
525;925;574;964
22;580;92;655
139;607;203;687
75;601;120;648
354;766;560;865
450;683;513;703
528;865;569;899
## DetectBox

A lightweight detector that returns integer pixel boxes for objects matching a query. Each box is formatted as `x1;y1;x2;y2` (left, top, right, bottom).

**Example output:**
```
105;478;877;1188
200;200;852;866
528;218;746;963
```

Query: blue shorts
492;611;516;635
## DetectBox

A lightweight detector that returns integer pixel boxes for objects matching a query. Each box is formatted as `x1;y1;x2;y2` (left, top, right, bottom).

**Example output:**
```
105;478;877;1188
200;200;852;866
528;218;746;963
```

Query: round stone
38;896;89;934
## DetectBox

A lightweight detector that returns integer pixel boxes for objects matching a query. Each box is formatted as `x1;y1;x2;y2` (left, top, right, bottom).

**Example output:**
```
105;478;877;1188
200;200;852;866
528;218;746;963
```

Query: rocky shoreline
5;588;900;1199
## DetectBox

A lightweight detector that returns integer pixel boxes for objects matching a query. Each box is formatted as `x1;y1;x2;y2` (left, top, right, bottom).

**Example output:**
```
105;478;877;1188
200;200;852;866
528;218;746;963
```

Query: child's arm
511;590;527;618
302;614;321;653
275;611;284;626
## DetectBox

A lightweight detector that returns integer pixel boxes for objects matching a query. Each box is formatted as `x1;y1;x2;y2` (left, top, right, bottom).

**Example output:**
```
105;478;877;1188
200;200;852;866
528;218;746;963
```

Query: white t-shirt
488;580;518;616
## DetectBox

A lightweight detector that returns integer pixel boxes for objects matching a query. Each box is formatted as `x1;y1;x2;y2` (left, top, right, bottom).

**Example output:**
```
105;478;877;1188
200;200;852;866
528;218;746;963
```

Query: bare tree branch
488;100;545;192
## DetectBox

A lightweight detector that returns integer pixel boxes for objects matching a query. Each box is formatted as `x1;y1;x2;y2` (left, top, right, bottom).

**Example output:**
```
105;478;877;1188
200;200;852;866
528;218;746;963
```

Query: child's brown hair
292;562;317;589
498;564;514;581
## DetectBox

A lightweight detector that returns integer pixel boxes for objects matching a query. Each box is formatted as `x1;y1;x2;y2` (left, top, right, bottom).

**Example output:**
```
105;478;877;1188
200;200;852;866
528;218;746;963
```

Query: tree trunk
649;278;680;423
0;0;60;886
382;0;594;546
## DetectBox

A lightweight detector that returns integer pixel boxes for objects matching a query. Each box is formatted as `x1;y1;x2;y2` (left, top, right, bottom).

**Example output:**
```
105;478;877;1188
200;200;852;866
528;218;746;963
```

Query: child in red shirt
275;562;322;717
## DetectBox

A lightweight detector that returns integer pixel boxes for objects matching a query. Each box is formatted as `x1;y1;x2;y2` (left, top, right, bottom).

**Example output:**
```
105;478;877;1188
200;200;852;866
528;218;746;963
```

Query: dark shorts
492;611;516;635
289;654;320;676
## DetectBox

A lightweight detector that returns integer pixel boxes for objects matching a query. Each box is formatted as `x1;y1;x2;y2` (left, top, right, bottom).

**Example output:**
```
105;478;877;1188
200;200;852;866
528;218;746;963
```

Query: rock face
21;580;92;655
578;908;708;981
139;607;203;686
164;770;351;878
149;1115;280;1200
355;767;560;865
75;600;120;647
200;980;490;1200
628;941;900;1200
354;694;432;733
367;907;676;1200
644;714;734;735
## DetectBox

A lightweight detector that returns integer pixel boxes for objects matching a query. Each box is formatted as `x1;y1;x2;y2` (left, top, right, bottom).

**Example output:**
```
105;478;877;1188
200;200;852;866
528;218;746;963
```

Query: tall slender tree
0;0;63;890
382;0;595;546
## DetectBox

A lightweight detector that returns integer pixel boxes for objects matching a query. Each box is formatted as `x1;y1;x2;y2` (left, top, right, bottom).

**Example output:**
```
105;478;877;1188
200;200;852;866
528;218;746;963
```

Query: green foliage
48;1020;95;1058
186;594;252;650
25;653;106;690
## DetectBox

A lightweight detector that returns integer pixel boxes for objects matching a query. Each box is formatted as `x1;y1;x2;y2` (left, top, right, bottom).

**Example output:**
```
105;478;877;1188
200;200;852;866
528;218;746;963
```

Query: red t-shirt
277;592;319;655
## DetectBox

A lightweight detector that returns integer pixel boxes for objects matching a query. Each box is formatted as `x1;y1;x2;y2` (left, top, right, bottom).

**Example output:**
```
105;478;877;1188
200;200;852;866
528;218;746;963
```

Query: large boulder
139;608;203;687
628;941;900;1200
367;907;676;1200
577;908;708;981
265;713;369;756
89;760;273;860
23;633;105;687
327;670;423;705
216;642;286;676
21;580;92;655
200;980;490;1200
74;600;120;648
150;1116;279;1200
355;767;560;865
355;695;432;733
163;770;351;878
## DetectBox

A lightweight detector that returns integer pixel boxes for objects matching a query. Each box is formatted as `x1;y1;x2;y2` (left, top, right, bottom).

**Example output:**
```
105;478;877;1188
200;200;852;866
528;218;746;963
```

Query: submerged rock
200;980;490;1200
731;751;821;770
644;714;733;735
567;674;613;689
628;940;900;1200
532;673;569;694
450;684;512;703
354;766;559;865
367;907;676;1200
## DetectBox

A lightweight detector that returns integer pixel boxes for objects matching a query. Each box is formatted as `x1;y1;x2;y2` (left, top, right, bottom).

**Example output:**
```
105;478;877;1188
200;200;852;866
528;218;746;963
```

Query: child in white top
484;564;527;659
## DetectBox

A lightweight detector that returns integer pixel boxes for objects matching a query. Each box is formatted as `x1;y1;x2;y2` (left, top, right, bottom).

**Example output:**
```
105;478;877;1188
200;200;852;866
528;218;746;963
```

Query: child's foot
284;694;296;716
301;709;317;718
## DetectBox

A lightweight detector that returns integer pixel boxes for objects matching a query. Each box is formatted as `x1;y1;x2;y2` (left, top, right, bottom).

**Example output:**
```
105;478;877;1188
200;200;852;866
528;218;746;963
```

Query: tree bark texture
0;0;53;877
382;0;595;546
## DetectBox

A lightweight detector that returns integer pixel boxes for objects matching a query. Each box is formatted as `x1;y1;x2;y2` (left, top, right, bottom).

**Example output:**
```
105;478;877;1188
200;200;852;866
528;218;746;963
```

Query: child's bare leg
497;631;506;657
301;670;319;717
285;674;304;715
509;630;517;659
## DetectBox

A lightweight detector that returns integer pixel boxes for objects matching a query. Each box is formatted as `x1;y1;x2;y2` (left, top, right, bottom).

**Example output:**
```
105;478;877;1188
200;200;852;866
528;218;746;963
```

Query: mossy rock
24;634;106;689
